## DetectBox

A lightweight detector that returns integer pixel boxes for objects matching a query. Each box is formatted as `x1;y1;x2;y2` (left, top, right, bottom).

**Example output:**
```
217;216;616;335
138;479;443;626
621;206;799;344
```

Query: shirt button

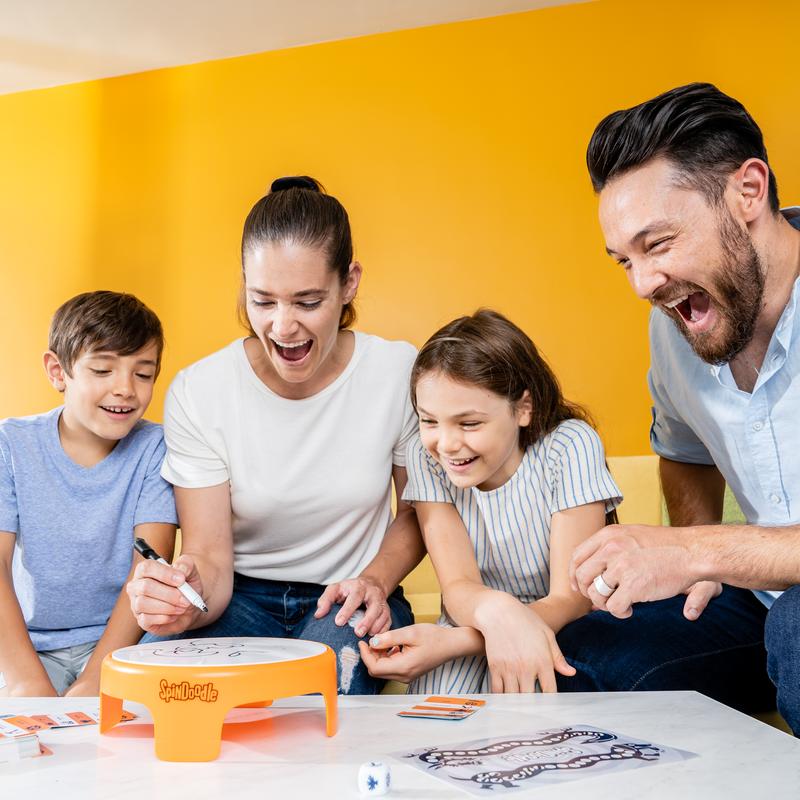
770;493;782;505
752;421;763;431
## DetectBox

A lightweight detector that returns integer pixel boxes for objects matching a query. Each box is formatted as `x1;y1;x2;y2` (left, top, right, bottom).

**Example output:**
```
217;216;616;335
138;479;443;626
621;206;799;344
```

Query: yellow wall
2;0;799;454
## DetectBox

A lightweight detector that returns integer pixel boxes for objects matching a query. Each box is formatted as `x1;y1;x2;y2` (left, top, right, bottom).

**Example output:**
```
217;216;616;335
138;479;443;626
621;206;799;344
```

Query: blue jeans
765;584;800;735
144;573;414;695
556;586;776;714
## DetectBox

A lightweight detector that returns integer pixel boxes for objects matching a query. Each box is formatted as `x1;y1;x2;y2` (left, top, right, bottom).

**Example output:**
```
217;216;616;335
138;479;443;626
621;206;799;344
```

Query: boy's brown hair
48;291;164;377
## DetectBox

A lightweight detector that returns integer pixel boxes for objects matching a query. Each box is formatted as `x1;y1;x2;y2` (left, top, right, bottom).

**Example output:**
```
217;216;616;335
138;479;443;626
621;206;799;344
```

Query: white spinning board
112;637;327;667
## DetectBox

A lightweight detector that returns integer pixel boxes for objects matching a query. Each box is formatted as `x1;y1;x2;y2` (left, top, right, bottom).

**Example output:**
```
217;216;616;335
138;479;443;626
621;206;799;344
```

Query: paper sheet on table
394;724;696;795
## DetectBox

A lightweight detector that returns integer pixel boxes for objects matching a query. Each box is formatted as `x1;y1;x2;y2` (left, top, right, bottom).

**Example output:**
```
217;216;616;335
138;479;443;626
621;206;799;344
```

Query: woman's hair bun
270;175;323;193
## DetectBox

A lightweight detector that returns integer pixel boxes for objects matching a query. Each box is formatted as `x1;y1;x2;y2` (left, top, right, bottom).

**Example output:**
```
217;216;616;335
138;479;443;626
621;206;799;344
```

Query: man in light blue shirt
562;83;800;734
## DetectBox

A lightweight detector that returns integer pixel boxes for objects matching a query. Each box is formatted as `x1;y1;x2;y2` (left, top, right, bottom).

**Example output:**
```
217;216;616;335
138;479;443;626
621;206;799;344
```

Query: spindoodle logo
159;679;219;704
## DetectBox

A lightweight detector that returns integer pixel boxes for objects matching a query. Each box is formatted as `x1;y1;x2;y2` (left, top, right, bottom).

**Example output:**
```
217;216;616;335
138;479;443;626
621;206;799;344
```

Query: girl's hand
476;594;575;693
126;554;203;636
314;576;390;638
358;624;480;682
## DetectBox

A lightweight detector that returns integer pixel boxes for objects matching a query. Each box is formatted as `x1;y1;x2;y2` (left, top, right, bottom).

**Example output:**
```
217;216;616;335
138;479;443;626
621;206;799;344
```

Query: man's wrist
682;525;718;582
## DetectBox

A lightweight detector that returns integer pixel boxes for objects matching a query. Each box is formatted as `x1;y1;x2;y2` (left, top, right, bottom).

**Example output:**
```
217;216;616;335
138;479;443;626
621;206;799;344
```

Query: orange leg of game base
99;693;123;734
151;704;228;762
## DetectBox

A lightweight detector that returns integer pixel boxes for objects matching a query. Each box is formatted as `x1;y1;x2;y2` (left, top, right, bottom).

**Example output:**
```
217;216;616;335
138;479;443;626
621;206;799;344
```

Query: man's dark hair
49;291;164;377
587;82;779;212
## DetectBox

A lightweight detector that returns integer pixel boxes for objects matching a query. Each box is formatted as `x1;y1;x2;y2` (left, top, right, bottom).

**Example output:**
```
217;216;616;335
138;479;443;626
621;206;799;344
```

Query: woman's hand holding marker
127;553;206;636
314;575;391;638
476;593;575;693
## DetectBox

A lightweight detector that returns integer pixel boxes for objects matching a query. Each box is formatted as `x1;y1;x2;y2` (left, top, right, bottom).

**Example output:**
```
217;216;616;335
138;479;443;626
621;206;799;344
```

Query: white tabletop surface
2;692;798;798
112;637;327;666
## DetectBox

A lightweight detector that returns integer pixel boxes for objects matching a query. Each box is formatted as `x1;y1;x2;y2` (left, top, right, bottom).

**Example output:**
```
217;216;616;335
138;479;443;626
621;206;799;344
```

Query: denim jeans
555;585;777;714
765;584;800;735
144;573;414;695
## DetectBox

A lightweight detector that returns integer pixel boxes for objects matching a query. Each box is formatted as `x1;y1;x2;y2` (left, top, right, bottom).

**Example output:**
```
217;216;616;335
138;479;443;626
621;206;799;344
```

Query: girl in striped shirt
360;309;621;693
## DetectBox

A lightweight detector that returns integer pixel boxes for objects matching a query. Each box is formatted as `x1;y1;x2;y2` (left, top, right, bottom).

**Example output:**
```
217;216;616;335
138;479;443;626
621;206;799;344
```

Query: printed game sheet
394;724;696;795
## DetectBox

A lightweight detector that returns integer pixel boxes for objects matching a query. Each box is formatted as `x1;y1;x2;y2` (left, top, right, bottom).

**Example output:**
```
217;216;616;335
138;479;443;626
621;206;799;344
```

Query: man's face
599;157;764;364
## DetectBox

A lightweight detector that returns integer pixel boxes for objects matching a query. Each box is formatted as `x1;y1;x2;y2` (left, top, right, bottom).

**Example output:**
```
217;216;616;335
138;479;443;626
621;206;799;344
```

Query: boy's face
45;341;160;446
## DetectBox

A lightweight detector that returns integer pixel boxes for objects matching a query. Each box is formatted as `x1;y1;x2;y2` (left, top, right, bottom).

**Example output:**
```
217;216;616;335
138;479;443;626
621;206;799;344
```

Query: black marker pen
134;537;208;613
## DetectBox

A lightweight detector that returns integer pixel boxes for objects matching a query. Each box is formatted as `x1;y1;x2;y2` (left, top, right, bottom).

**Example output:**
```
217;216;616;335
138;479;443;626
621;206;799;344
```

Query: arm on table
0;532;57;696
416;501;572;692
364;502;606;688
570;457;800;616
127;483;233;637
66;522;176;696
316;465;426;637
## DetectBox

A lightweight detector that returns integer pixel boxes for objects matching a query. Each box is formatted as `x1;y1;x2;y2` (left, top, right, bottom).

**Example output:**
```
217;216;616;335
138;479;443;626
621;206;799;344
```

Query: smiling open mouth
447;456;478;468
272;339;313;363
101;406;135;416
665;291;711;325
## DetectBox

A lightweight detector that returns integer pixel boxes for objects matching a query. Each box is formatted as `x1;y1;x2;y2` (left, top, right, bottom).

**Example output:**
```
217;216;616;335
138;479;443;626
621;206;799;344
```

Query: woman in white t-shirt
127;176;422;694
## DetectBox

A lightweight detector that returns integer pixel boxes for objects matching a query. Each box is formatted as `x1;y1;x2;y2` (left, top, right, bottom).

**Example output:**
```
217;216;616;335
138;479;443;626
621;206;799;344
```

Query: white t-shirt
161;333;418;584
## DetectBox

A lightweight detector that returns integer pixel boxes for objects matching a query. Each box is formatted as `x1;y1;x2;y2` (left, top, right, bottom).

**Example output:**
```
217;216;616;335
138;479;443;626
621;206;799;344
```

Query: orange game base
99;643;338;762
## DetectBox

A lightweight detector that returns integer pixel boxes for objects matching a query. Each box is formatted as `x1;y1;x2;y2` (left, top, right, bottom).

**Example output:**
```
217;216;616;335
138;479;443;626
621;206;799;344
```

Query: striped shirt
403;418;621;694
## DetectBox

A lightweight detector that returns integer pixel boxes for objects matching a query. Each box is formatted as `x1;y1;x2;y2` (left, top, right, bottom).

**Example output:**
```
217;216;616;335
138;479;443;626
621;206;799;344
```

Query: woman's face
243;240;360;394
415;371;531;492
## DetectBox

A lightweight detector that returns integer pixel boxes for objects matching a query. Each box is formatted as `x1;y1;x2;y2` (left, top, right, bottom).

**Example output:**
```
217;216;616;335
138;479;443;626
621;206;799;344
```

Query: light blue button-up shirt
648;208;800;607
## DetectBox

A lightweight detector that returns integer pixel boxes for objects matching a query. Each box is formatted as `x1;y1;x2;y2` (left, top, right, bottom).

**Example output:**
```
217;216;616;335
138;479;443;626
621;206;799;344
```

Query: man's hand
569;524;703;618
683;580;722;620
126;554;203;636
314;575;390;638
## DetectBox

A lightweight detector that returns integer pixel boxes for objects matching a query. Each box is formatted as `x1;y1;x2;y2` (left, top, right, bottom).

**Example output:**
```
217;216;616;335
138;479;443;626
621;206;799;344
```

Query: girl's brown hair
411;309;617;522
238;176;356;333
411;309;593;447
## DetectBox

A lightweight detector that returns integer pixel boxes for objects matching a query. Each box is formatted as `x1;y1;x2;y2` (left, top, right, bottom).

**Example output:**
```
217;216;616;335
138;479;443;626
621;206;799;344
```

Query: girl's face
243;240;360;397
415;371;532;492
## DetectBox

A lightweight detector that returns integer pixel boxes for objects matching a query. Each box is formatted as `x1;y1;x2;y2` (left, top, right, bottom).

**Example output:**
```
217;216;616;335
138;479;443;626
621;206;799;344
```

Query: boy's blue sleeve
0;433;19;534
134;432;179;527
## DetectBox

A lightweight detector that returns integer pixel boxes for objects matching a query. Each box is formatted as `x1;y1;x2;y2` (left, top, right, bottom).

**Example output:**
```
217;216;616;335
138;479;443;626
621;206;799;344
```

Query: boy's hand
5;677;58;697
476;594;575;693
64;675;99;697
126;554;203;636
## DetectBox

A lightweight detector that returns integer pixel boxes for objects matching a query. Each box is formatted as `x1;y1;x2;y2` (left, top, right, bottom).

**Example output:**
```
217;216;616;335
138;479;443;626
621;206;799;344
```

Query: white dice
358;761;391;795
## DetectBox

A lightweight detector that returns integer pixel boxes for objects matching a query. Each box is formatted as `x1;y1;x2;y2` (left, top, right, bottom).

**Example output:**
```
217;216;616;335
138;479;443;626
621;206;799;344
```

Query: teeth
449;457;475;466
103;407;133;414
664;294;689;309
272;339;311;348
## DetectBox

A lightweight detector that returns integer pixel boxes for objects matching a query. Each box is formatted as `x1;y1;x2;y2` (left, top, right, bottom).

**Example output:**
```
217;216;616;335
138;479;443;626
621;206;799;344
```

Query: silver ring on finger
593;573;616;598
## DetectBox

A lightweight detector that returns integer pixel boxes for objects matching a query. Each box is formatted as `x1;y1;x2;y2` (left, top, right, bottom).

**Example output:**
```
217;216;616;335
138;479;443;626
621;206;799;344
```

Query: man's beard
658;209;765;365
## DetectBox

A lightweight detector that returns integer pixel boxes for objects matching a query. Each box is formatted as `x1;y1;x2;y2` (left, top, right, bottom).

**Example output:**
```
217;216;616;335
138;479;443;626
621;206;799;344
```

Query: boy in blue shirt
0;291;178;697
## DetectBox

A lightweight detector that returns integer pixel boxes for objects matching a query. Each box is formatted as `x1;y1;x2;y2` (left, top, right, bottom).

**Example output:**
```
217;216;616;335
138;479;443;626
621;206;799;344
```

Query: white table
2;692;798;798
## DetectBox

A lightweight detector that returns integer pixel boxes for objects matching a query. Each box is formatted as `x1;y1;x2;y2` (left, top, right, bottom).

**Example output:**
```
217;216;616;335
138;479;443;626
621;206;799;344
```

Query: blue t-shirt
0;407;178;651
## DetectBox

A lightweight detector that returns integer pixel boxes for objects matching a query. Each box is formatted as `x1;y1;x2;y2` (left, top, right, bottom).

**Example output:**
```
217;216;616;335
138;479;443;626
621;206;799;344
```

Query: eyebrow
417;407;489;418
248;287;330;298
605;221;672;256
88;353;158;367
